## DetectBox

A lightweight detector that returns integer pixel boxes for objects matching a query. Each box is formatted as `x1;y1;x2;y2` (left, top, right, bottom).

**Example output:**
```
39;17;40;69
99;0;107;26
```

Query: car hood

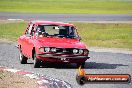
36;37;87;49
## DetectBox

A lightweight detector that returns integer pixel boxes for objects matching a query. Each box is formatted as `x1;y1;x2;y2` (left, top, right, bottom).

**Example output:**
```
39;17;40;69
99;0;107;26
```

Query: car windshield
36;25;79;38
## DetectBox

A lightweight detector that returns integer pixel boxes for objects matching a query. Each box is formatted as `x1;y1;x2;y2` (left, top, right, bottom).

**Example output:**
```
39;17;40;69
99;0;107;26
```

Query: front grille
56;48;73;54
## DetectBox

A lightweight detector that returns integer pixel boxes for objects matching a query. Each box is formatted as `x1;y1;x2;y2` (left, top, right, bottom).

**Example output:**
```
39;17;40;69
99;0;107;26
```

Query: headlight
51;48;56;52
73;49;78;54
39;47;44;53
44;47;50;52
79;49;83;54
84;49;89;55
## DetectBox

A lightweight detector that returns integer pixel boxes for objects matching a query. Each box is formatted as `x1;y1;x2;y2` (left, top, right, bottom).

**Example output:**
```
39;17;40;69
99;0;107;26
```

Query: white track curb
0;66;72;88
89;47;132;54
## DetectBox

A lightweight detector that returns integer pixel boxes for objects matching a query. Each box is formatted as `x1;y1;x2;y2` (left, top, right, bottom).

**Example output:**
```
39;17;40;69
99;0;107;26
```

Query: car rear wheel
77;62;85;68
19;51;27;64
33;52;41;68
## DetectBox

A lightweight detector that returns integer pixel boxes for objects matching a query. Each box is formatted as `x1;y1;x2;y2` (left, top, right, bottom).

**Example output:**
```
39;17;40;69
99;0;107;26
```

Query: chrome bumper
37;54;90;59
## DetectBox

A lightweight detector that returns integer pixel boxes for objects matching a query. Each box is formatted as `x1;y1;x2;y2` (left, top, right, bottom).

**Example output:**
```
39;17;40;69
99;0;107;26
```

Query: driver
36;25;47;37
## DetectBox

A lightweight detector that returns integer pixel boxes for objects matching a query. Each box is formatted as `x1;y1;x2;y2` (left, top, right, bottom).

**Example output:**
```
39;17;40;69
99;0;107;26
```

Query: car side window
25;24;33;37
31;25;36;36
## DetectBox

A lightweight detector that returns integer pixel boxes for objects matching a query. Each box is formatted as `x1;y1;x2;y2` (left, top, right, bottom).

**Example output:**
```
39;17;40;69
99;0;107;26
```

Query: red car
18;21;90;68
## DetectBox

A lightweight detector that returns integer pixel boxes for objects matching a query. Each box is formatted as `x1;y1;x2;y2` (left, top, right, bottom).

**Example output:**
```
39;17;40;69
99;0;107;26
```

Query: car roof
30;21;74;26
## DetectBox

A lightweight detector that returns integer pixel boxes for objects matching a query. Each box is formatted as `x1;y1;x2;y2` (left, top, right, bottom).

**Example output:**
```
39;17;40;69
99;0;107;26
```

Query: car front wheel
19;51;27;64
33;52;41;68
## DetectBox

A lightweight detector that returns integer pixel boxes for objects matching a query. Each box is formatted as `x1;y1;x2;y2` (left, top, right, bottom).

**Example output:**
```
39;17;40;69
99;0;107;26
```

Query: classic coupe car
18;21;90;68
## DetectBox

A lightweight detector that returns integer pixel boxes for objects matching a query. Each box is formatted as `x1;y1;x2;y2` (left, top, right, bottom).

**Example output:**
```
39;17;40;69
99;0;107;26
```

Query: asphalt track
0;12;132;22
0;42;131;88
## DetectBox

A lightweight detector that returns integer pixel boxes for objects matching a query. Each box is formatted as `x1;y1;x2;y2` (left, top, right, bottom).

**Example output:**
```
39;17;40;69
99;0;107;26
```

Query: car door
24;23;34;58
19;24;30;56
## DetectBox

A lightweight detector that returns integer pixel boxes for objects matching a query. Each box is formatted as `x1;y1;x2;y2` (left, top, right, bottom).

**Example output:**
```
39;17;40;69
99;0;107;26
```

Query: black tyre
19;51;27;64
77;62;85;68
33;52;41;68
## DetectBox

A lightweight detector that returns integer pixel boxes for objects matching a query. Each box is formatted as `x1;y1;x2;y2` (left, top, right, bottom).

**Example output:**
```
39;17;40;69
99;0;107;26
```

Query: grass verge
0;21;132;49
0;0;132;14
72;22;132;49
